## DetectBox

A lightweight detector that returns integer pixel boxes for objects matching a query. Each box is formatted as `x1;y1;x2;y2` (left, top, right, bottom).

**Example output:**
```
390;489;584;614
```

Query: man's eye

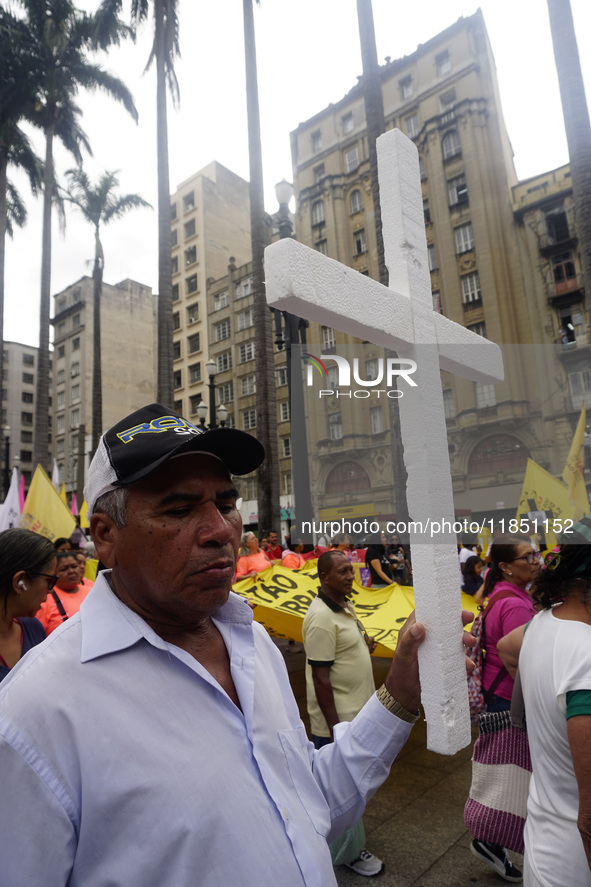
218;503;238;515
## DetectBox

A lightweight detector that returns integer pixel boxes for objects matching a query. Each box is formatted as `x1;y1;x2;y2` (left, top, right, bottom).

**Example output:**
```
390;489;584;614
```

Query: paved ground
277;642;523;887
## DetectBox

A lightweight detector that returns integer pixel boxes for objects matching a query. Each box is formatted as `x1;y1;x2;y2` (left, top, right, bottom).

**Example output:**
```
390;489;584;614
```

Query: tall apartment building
205;259;293;532
51;276;157;498
1;341;46;491
289;10;589;526
170;162;252;422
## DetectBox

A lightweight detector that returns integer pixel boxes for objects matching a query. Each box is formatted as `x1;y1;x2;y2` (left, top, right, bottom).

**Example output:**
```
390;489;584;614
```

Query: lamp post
273;180;314;535
2;425;10;498
196;360;228;430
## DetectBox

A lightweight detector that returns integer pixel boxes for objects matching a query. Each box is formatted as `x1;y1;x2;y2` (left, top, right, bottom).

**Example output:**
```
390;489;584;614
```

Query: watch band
376;684;420;724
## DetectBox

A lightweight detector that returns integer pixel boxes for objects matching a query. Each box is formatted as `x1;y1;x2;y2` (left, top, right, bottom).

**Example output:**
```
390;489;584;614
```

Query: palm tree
105;0;180;407
356;0;409;526
62;168;151;452
547;0;591;317
243;0;281;536
14;0;138;470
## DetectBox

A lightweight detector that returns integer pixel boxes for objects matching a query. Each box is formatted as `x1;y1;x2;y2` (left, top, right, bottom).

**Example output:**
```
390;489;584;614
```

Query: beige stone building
51;276;157;497
1;341;44;491
289;10;589;528
170;162;252;422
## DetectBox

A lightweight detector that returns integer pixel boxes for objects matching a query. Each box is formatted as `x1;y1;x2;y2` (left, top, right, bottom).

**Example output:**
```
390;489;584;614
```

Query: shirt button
281;808;290;821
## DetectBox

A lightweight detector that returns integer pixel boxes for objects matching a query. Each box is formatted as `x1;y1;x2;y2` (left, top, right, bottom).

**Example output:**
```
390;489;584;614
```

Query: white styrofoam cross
264;128;504;754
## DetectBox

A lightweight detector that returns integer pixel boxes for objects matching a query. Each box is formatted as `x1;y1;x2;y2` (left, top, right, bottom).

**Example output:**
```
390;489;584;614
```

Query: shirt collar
79;571;253;663
317;588;349;613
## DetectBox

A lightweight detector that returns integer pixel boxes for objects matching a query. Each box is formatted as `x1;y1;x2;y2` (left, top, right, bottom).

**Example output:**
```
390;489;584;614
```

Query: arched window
312;200;325;226
350;189;362;214
468;435;528;474
326;461;371;493
442;130;461;160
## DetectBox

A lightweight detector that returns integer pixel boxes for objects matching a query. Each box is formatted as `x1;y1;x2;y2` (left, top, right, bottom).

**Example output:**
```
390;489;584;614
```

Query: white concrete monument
264;128;504;754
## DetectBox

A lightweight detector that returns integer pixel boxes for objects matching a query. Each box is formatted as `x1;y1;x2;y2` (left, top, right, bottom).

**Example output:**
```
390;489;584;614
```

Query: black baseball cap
84;403;265;516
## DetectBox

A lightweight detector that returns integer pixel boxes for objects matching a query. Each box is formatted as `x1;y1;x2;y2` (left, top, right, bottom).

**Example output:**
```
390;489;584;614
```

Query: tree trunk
33;126;53;471
356;0;409;527
547;0;591;318
91;237;103;455
155;0;174;407
243;0;280;535
0;147;7;495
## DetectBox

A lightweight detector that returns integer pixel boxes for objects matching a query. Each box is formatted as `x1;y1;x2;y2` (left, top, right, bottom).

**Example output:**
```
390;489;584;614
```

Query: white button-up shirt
0;573;412;886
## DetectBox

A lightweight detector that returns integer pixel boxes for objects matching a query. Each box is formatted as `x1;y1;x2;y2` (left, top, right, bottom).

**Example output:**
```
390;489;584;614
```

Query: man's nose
196;503;236;545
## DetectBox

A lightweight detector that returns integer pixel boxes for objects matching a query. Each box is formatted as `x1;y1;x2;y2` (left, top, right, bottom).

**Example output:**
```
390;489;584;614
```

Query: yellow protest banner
515;458;575;550
233;563;479;655
79;500;89;529
21;466;76;542
562;405;590;520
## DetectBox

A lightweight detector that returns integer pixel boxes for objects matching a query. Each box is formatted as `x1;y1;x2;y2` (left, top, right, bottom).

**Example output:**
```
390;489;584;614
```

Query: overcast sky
4;0;591;347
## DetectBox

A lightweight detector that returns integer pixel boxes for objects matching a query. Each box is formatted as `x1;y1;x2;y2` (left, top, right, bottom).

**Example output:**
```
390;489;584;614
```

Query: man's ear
91;513;119;568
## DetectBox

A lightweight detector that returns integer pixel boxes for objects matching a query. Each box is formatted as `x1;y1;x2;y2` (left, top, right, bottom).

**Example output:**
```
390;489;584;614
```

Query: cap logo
117;415;204;444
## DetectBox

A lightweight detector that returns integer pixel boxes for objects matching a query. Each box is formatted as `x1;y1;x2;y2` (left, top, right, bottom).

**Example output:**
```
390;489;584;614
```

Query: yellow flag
59;483;67;506
516;458;575;550
79;500;89;529
562;405;590;520
21;466;76;542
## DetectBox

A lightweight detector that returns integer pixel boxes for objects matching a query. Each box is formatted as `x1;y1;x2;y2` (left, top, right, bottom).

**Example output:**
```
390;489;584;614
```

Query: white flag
52;459;60;491
0;468;22;532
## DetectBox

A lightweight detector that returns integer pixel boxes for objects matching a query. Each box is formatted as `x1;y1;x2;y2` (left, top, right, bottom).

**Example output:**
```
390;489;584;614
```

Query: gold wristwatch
376;684;420;724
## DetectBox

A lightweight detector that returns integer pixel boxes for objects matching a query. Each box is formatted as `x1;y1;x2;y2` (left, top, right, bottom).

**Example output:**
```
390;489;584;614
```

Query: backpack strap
50;590;69;622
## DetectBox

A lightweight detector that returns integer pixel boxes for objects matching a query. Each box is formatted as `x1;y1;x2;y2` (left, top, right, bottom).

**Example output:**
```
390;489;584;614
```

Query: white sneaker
345;849;385;877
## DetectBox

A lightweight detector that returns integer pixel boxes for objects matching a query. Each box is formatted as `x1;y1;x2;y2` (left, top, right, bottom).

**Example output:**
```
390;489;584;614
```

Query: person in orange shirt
235;533;272;579
75;550;95;591
36;551;94;634
282;537;306;570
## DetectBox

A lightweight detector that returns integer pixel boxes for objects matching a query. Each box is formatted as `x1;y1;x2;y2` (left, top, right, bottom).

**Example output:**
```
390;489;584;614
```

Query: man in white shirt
0;404;431;887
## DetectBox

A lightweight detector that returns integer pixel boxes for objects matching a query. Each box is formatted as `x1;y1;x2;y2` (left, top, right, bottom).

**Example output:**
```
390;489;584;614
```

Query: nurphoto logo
303;353;417;399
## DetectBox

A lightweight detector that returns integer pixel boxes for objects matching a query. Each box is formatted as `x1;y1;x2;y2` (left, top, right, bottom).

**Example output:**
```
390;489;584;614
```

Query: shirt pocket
278;726;331;837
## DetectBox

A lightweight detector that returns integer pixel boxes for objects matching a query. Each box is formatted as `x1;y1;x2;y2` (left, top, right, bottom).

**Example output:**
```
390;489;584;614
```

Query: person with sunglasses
0;528;57;683
469;533;540;881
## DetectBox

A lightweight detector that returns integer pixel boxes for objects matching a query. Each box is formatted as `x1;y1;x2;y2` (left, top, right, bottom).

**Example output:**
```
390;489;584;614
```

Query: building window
172;283;179;301
170;202;177;220
189;363;201;384
419;156;426;180
322;326;336;349
171;229;178;247
241;374;256;395
184;218;196;238
187;333;200;354
240;476;257;500
370;406;384;434
189;394;202;415
57;321;66;336
171;256;179;275
345;146;359;172
183;191;195;212
282;437;291;457
20;450;32;462
185;276;198;297
442;130;461;159
568;369;591;409
186;303;199;324
312;130;322;152
342;112;354;134
218;382;233;404
242;409;256;430
448;173;468;207
173;312;180;331
173;399;183;414
217;350;232;372
22;372;34;385
400;75;413;99
423;198;431;224
213;291;229;311
215;319;231;342
353;229;367;256
173;340;181;360
238;309;254;331
57;391;65;408
432;291;442;313
455;222;475;253
21;430;32;443
72;337;80;351
239;342;255;363
283;472;292;495
280;401;290;422
316;239;328;255
235;277;253;299
277;367;288;387
314;163;325;182
57;345;65;358
439;88;456;112
22;353;34;366
312;200;325;226
443;389;455;419
71;407;80;427
436;49;451;76
56;369;65;384
475;383;496;409
405;113;419;138
327;366;338;390
72;312;81;327
185;246;197;266
173;370;182;389
468;321;487;338
461;271;481;304
71;361;80;377
365;358;379;381
552;251;577;284
350;189;362;214
69;383;79;402
328;413;343;440
545;207;570;243
427;245;437;271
